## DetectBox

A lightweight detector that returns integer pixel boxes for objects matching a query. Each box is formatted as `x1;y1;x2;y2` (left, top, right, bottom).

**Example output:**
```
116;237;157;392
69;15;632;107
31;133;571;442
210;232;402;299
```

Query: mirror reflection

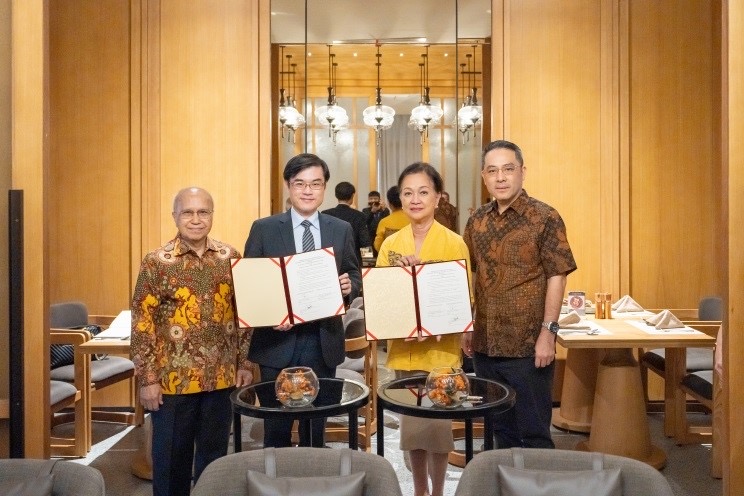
271;0;491;232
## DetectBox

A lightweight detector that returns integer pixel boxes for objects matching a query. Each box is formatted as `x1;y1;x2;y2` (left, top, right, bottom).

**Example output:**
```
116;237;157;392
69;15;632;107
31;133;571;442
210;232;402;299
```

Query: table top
78;336;131;354
231;377;369;420
377;375;515;420
557;318;716;349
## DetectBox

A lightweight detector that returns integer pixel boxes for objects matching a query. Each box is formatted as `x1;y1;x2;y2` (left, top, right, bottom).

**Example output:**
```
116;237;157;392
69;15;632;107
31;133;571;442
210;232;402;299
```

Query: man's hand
140;384;163;412
461;332;474;358
339;272;352;296
236;368;254;387
534;329;556;368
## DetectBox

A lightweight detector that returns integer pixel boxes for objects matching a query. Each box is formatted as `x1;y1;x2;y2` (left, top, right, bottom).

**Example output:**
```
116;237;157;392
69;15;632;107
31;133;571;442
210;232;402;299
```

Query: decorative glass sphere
426;367;469;408
275;366;319;407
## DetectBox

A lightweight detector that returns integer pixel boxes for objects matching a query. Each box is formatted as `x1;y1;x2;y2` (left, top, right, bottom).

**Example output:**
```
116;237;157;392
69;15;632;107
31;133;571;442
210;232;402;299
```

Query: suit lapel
318;212;334;249
279;210;297;255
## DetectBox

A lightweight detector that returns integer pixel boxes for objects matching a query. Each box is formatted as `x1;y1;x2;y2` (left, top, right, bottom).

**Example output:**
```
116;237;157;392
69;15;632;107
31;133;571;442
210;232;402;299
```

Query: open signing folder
363;259;473;340
231;247;346;328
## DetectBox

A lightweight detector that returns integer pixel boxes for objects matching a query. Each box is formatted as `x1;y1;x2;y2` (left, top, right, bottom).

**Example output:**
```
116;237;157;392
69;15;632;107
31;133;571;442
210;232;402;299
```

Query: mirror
271;0;491;231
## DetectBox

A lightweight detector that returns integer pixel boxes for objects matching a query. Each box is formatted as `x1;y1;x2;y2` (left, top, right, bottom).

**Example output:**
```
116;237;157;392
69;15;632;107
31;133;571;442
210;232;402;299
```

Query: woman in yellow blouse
376;162;472;496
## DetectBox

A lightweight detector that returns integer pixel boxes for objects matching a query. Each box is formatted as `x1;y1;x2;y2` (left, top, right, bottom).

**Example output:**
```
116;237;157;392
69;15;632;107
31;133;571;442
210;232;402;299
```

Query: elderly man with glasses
131;187;253;496
243;153;361;448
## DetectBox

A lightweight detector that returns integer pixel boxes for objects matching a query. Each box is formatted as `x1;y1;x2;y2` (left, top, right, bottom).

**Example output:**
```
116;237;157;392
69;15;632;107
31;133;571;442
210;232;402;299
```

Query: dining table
555;317;715;469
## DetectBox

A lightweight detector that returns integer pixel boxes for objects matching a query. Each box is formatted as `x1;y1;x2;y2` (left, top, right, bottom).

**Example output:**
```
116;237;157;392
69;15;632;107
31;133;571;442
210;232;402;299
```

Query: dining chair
49;302;136;453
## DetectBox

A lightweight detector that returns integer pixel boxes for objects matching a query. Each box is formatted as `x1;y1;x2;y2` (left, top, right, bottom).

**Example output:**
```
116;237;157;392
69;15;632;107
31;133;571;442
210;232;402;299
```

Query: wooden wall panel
724;1;743;492
48;0;131;315
504;0;606;297
628;0;722;308
155;0;261;251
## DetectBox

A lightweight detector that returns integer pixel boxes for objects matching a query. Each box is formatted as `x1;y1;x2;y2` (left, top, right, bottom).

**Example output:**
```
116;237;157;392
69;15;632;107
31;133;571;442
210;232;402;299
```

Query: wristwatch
542;321;560;334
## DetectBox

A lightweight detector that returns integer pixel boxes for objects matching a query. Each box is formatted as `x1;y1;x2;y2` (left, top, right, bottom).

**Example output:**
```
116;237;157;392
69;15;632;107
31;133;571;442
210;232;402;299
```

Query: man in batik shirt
131;187;253;496
462;140;576;450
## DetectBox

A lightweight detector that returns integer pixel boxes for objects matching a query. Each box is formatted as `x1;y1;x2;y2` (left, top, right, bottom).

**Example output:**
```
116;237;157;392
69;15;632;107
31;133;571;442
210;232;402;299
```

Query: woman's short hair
397;162;444;193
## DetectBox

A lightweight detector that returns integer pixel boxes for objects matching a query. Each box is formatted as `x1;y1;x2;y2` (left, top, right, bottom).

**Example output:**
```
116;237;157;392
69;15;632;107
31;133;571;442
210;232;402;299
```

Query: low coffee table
231;377;369;450
376;375;515;463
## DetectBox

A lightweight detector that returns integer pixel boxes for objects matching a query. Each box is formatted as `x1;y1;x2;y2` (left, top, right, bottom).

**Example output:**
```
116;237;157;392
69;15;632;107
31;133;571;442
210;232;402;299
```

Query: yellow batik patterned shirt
130;235;252;394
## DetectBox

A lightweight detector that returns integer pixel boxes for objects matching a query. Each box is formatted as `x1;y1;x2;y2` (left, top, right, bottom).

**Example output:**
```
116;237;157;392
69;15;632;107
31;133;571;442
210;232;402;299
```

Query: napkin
644;309;685;329
612;294;644;312
558;311;590;329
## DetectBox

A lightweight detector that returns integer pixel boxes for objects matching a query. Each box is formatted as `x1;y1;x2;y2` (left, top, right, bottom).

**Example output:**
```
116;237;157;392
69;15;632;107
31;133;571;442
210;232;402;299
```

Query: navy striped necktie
301;220;314;252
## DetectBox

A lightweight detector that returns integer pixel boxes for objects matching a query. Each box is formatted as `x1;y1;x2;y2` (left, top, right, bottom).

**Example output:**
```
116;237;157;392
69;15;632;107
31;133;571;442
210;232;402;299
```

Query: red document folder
362;259;473;340
231;247;345;328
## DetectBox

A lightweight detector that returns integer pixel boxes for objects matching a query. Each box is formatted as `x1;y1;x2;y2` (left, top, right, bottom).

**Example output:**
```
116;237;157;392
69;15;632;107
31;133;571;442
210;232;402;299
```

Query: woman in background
376;162;472;496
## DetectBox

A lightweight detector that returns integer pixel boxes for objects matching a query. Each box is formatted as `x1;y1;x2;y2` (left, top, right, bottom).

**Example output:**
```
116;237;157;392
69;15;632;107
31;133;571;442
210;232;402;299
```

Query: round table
376;375;515;463
231;377;369;450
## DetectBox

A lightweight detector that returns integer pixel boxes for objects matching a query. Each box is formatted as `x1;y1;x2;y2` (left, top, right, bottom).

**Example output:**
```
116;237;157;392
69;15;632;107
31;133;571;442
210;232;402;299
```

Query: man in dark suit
323;181;372;265
243;153;362;448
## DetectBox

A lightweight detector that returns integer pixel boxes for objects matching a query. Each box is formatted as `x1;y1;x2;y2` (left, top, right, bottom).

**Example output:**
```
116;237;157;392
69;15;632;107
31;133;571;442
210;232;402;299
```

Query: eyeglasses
178;209;213;220
290;180;325;191
483;164;521;176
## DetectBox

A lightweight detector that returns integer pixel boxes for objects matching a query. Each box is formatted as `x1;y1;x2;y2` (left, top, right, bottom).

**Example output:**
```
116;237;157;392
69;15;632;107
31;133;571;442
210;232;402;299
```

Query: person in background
373;185;410;253
131;187;253;496
462;140;576;449
363;190;390;252
323;181;372;265
243;153;361;448
376;162;472;496
434;190;458;232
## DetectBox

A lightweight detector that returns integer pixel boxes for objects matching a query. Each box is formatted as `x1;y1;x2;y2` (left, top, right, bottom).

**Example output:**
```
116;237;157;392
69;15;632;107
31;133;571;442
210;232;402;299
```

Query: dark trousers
259;330;335;448
473;353;555;449
150;387;234;496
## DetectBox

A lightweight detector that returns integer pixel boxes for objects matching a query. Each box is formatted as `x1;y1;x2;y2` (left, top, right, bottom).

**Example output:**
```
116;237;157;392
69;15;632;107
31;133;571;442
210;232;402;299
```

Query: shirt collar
173;234;218;256
290;208;320;230
487;189;529;216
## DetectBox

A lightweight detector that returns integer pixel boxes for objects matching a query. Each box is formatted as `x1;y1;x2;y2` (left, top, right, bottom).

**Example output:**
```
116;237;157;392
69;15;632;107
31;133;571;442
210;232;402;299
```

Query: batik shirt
130;235;251;394
464;190;576;358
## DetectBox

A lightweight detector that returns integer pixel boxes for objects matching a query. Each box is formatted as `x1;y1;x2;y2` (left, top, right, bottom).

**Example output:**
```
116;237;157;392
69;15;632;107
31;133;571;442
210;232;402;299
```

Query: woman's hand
395;255;421;267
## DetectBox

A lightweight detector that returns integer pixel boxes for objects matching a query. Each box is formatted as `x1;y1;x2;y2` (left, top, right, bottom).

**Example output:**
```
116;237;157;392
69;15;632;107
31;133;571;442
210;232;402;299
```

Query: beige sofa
0;459;105;496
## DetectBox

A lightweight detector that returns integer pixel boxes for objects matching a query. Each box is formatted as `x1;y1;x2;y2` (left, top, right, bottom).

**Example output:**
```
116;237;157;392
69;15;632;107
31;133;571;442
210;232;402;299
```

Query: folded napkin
612;294;644;312
644;309;685;329
558;311;589;328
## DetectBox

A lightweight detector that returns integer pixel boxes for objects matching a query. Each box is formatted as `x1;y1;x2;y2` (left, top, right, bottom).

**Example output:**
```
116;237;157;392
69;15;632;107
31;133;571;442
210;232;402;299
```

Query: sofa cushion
498;465;622;496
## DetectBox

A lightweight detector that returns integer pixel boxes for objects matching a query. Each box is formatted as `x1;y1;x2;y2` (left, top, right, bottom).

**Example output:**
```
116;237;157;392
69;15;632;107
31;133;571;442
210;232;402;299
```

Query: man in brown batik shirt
462;140;576;449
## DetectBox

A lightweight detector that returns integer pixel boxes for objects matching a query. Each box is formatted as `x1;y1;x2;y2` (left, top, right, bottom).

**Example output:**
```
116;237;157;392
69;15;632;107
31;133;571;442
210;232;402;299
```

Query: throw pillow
245;470;365;496
498;465;622;496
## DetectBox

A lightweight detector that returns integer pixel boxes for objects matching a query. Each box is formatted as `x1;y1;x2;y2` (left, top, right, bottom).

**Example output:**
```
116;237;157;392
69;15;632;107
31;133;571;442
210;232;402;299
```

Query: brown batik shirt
463;190;576;357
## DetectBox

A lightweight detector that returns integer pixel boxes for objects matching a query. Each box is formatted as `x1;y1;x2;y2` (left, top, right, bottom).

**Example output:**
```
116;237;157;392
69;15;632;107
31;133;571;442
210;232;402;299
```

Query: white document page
93;310;131;339
231;257;289;328
362;266;418;340
414;260;473;336
284;248;345;323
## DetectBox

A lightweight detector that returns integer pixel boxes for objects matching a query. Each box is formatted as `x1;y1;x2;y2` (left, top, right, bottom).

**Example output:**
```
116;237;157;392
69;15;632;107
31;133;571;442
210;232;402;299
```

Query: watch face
550;322;560;333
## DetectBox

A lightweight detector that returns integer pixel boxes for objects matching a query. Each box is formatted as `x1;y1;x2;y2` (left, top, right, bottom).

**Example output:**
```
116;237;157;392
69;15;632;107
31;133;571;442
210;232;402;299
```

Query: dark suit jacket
243;210;362;369
322;204;371;264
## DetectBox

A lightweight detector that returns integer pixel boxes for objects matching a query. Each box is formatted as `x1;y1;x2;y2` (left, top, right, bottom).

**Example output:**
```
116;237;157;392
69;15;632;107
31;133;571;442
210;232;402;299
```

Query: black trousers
259;329;335;448
473;353;555;449
150;387;233;496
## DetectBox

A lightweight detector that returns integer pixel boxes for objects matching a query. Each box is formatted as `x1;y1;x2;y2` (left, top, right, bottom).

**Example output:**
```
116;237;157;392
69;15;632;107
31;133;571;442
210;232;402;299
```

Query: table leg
233;411;242;453
552;348;600;433
576;348;666;469
349;410;359;450
483;413;494;451
464;419;473;462
666;348;687;440
376;401;384;457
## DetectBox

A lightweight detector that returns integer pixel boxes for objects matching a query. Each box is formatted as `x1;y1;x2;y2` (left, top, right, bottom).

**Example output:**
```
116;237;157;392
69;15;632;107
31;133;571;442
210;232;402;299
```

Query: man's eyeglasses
290;180;325;191
178;209;213;220
483;164;521;176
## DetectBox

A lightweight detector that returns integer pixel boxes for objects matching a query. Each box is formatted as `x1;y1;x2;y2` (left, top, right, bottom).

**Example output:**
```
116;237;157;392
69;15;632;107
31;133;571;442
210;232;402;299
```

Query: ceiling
271;0;492;44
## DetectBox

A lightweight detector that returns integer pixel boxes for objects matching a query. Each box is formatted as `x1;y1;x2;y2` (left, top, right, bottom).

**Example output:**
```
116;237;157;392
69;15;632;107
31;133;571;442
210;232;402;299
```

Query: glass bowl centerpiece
275;366;319;407
426;366;470;408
